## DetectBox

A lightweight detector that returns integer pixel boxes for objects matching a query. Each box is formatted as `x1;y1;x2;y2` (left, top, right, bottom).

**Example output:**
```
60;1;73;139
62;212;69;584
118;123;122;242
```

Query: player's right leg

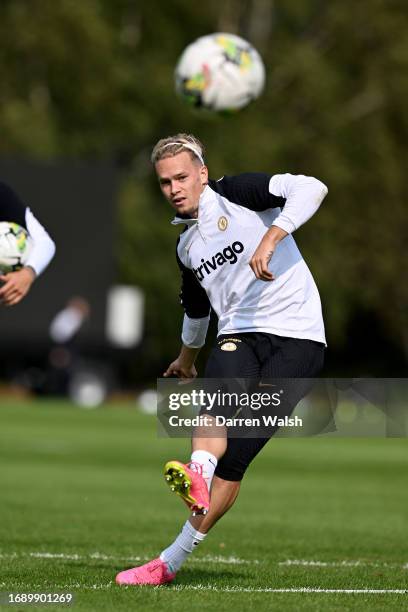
163;431;227;514
163;335;259;512
163;458;211;514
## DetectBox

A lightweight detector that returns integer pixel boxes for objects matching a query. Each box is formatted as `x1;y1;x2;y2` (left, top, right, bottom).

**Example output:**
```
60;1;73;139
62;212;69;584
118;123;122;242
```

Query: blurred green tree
0;0;406;376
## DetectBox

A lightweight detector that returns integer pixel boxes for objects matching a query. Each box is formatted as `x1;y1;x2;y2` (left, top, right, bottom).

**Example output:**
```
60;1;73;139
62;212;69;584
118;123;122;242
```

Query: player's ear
200;164;209;185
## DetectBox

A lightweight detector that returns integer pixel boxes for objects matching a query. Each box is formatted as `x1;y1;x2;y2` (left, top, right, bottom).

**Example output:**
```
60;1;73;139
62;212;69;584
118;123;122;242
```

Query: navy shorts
202;332;325;481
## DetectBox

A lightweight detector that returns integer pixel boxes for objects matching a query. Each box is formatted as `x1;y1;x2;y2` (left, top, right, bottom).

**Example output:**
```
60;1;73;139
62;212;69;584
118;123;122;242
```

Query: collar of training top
171;185;216;226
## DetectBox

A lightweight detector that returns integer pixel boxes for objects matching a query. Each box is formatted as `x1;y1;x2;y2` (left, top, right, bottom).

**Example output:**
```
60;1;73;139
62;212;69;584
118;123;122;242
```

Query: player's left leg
115;474;242;586
115;334;325;585
157;335;326;582
188;474;241;532
116;336;259;585
156;434;271;579
116;422;267;584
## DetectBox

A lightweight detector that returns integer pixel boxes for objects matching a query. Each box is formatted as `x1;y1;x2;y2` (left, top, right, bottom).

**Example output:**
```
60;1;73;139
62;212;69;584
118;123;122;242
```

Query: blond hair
151;133;205;165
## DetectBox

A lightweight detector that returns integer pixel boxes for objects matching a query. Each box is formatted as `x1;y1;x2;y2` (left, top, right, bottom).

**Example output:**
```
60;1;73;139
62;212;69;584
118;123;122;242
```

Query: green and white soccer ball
0;222;32;274
175;32;265;112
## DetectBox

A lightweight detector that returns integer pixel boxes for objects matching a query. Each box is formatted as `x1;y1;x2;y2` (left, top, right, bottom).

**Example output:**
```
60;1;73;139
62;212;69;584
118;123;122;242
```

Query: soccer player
0;181;55;306
116;134;328;585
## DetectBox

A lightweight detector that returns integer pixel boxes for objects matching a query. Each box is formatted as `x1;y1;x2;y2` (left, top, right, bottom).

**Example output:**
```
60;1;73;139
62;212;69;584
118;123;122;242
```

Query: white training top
25;208;56;276
0;180;55;277
173;172;328;347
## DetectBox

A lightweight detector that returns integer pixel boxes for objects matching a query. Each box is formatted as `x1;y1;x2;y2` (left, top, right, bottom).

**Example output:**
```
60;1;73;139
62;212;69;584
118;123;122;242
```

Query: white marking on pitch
0;552;256;565
279;559;408;569
0;581;406;594
0;552;407;570
0;551;408;570
0;582;112;591
170;585;408;594
1;552;407;571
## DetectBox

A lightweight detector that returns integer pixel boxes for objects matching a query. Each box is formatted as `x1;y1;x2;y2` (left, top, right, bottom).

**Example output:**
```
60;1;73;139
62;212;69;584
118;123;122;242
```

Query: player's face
156;152;208;218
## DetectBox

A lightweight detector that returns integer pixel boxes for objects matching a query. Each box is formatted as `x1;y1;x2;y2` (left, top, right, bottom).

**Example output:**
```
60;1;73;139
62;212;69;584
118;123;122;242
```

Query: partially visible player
0;181;55;306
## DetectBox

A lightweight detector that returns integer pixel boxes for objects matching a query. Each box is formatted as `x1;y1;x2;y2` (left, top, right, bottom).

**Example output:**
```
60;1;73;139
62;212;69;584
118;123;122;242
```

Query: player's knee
214;437;269;482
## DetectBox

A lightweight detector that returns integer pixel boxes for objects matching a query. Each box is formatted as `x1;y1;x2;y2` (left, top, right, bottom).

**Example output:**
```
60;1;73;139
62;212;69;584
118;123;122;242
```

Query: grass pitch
0;399;407;611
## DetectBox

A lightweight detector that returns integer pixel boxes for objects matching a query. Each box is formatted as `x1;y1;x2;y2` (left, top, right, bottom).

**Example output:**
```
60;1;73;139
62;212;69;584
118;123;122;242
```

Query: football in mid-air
175;32;265;112
0;222;32;274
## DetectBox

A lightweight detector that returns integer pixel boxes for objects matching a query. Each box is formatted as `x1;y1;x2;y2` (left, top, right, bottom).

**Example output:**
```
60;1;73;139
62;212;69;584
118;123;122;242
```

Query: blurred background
0;0;407;406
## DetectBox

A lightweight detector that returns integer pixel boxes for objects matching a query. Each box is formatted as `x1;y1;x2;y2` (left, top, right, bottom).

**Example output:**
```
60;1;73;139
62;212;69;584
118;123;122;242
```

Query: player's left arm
250;173;328;281
0;208;56;306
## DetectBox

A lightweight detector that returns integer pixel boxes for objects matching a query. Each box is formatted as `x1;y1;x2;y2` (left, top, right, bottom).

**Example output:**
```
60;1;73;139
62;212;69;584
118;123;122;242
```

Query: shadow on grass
173;567;246;584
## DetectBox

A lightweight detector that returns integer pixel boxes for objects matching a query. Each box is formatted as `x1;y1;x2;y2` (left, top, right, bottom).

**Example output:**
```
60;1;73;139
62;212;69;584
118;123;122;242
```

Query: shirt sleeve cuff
271;217;297;235
181;314;210;348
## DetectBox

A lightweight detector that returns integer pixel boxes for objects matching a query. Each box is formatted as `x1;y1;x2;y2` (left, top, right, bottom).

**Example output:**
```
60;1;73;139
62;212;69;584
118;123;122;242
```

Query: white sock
190;450;217;491
160;520;206;573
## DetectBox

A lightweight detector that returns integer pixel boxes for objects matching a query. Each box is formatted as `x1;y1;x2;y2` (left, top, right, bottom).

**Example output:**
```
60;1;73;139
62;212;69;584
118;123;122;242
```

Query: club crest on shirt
217;216;228;231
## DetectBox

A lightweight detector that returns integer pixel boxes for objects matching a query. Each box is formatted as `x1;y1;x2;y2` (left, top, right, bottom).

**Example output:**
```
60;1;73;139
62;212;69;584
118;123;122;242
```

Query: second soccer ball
0;222;32;274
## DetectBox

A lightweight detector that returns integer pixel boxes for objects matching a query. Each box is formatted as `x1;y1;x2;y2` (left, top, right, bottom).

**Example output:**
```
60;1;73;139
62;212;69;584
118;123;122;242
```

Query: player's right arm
163;345;200;379
163;242;211;379
0;182;56;306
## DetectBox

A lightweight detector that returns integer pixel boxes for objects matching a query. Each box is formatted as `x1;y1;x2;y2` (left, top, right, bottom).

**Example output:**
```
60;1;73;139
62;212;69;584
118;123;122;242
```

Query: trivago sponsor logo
193;241;244;281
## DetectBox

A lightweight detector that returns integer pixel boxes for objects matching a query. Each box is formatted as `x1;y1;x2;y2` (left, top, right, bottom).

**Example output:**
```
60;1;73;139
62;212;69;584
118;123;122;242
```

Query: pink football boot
115;557;176;586
164;460;210;515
